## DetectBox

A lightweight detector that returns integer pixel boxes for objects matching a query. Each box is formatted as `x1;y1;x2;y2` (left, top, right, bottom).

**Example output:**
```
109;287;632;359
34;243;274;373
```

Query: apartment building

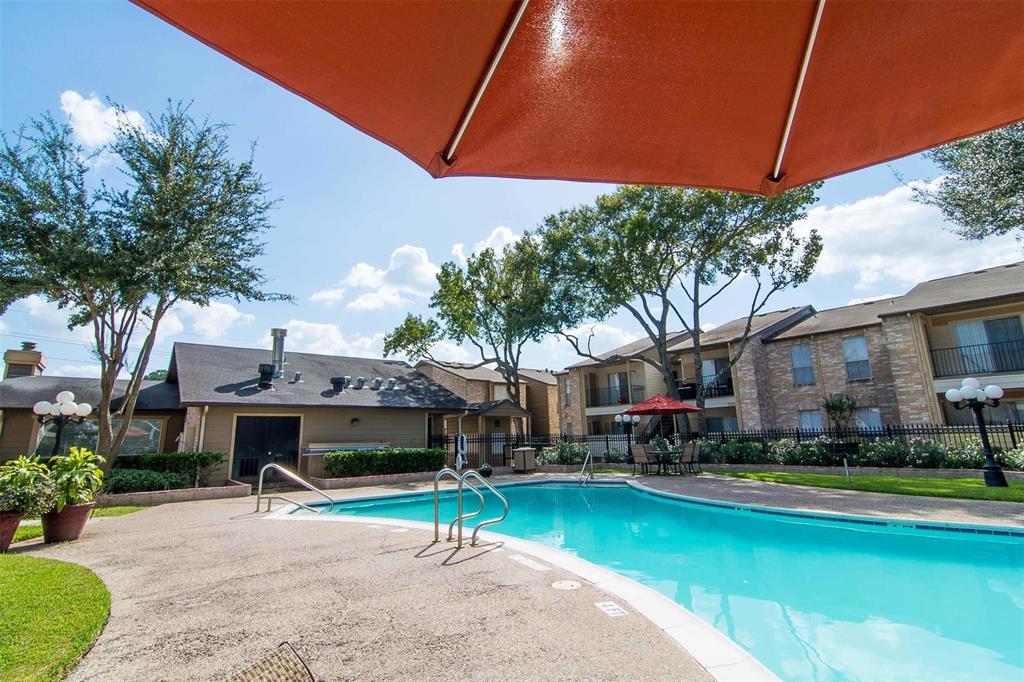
556;262;1024;434
413;360;559;435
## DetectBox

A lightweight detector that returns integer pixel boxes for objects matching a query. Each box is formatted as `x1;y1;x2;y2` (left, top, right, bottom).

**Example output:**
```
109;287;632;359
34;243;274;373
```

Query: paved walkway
636;474;1024;528
15;490;711;682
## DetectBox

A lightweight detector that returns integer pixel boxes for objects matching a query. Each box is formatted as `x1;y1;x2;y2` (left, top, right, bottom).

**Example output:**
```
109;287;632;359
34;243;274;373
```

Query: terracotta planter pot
0;512;23;552
41;502;95;544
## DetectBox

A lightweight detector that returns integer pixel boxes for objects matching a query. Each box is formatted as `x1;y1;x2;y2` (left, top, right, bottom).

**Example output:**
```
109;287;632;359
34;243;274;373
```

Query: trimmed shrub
537;441;589;466
323;448;447;478
113;451;226;487
104;469;190;494
602;448;627;464
716;439;768;464
943;440;987;469
857;439;908;467
1002;444;1024;471
768;438;834;466
906;439;945;469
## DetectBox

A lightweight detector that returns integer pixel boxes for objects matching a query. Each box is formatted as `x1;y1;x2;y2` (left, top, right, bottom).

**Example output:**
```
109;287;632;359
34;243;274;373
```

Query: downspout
197;405;209;451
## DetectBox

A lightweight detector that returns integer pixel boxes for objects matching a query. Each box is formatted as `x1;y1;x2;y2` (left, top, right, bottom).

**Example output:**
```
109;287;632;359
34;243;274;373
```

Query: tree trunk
691;275;707;434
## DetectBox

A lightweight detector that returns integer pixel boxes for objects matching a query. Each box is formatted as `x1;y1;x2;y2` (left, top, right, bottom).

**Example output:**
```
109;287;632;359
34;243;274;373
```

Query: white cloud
796;182;1020;291
327;244;440;311
427;340;471;364
59;90;145;148
0;319;8;334
260;320;386;358
21;295;94;343
52;363;102;378
452;226;521;264
309;287;346;305
847;294;900;305
701;322;719;331
178;301;255;339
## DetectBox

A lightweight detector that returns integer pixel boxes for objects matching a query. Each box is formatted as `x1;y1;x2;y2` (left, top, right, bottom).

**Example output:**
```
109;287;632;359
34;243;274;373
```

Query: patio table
647;450;676;475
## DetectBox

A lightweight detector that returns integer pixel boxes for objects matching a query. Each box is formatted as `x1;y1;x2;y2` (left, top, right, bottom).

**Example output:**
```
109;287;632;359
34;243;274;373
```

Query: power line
0;330;173;356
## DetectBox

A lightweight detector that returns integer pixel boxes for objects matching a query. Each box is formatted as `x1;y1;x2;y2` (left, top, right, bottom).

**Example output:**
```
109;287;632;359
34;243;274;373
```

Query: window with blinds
790;344;815;386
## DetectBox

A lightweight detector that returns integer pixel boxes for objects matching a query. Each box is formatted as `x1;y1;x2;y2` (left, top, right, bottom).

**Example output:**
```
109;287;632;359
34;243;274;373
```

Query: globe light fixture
944;377;1007;487
33;391;93;456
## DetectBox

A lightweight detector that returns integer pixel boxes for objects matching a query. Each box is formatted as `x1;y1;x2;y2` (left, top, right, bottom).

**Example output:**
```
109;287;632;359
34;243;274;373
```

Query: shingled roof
668;307;813;351
171;342;469;410
0;376;180;411
878;261;1024;316
769;298;899;341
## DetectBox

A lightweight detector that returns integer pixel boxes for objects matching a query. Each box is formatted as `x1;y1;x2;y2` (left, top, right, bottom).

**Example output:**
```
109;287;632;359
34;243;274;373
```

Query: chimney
270;328;287;378
3;341;46;379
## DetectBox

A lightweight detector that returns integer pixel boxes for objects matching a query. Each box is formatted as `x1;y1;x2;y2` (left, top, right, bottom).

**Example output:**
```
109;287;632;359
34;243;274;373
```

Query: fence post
1009;420;1018;449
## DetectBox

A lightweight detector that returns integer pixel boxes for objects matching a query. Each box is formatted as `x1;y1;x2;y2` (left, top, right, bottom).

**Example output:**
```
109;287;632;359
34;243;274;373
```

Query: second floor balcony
585;385;646;407
677;376;735;399
930;339;1024;378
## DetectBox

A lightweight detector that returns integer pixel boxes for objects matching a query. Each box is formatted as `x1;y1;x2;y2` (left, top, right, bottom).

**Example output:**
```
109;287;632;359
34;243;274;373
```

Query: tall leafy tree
384;237;555;434
914;121;1023;247
0;102;288;466
540;185;821;430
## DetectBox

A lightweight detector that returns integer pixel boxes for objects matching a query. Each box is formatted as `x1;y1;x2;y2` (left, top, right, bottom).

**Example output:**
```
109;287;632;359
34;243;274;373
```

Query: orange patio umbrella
132;0;1024;196
623;395;701;416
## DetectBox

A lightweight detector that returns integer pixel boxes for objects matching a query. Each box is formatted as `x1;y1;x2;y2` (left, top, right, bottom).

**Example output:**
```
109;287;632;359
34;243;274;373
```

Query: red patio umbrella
623;395;701;416
132;0;1024;196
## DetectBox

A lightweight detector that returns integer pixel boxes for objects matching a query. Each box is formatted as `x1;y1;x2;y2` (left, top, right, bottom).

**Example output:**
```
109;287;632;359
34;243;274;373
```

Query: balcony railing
930;339;1024;378
585;385;646;407
677;376;735;399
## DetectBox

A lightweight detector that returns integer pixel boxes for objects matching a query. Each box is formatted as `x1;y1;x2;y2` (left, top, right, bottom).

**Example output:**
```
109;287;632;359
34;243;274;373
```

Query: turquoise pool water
301;482;1024;681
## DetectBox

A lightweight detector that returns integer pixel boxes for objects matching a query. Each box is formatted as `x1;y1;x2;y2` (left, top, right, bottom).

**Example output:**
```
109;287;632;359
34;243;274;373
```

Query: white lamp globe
614;414;623;423
59;401;78;416
961;378;980;392
944;388;963;403
75;402;92;417
974;388;987;402
32;400;52;415
984;385;1004;400
632;415;641;423
49;404;61;416
55;390;75;404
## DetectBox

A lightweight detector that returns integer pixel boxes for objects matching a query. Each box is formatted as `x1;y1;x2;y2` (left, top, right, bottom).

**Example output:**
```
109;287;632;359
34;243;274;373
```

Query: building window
1011;401;1024;424
701;358;730;386
952;317;1024;374
790;344;815;386
842;335;872;380
35;418;163;456
562;377;571;406
798;409;824;431
705;416;738;432
855;407;883;430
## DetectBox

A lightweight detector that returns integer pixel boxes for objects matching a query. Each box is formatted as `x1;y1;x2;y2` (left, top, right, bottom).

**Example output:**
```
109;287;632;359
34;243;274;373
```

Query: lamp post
615;413;642;444
944;377;1007;488
32;391;93;457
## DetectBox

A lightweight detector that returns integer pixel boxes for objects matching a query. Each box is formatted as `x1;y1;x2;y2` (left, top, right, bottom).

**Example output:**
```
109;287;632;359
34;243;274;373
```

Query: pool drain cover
552;580;581;591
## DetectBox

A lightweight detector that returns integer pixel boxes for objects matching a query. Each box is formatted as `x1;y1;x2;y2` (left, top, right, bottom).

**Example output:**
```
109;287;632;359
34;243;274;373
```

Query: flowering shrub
906;439;946;469
1002;444;1024;471
537;441;590;465
602;448;627;464
857;439;908;467
943;440;987;470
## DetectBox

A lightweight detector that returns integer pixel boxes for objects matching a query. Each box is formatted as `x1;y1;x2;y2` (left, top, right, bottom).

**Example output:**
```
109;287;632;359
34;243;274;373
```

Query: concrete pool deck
15;486;713;682
14;472;1021;680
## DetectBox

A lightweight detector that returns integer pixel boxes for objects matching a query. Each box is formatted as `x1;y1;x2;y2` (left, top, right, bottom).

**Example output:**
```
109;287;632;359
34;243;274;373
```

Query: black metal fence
431;422;1023;469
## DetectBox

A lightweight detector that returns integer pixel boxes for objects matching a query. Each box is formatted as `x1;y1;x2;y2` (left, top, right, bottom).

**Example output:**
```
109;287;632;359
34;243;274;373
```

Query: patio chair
674;442;696;475
630;444;652;476
690;441;703;474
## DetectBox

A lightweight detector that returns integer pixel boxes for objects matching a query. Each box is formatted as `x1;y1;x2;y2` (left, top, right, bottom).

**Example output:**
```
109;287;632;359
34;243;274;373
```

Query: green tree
539;185;821;431
822;393;859;431
914;122;1023;246
143;369;168;381
384;238;555;435
0;102;288;467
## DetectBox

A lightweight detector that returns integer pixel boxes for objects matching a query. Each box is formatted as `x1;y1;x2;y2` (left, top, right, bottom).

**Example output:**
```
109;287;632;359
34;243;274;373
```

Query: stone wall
880;313;943;423
557;370;586;435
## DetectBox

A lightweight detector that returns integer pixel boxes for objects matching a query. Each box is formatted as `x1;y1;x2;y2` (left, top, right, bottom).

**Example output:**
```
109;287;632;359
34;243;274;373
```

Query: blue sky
1;0;1020;377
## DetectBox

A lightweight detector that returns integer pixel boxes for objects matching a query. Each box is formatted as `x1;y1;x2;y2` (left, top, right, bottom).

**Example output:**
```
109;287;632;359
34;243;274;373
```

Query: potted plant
0;456;58;552
478;463;493;478
41;447;105;544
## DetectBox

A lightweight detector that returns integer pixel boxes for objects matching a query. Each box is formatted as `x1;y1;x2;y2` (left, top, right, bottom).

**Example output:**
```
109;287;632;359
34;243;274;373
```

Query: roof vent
21;341;37;351
386;378;398;391
355;376;366;389
292;371;303;383
270;328;287;378
257;363;275;390
330;377;345;392
371;377;383;390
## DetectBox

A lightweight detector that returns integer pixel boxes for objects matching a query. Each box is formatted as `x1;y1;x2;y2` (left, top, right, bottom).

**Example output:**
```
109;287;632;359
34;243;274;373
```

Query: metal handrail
256;463;335;513
434;468;461;542
460;470;509;547
578;449;594;486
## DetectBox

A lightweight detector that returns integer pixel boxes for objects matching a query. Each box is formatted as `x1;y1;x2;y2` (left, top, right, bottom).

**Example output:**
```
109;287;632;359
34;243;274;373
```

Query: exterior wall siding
0;409;39;459
557;370;585;435
880;314;943;423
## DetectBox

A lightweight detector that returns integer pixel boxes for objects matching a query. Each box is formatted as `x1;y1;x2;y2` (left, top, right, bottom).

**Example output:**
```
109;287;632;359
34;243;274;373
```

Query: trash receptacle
512;447;537;473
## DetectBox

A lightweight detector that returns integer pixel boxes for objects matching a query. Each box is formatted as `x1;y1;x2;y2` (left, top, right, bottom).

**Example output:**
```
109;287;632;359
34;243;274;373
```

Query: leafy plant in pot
478;463;493;478
41;447;105;544
0;456;58;552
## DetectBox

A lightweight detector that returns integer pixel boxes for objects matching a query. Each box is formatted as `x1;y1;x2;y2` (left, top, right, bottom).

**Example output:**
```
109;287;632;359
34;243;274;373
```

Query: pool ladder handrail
433;467;510;548
579;449;595;486
256;463;335;513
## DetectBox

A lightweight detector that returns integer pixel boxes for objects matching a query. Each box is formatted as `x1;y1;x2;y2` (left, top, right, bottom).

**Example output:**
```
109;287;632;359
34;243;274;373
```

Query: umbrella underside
133;0;1024;195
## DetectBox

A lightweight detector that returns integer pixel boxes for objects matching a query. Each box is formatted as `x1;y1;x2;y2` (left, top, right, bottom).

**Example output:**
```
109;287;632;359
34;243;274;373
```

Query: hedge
113;452;226;487
699;437;1024;471
323;448;447;478
104;469;191;494
537;441;589;465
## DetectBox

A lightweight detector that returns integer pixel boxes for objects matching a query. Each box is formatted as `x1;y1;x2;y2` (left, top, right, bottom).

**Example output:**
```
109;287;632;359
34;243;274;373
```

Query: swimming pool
297;481;1024;681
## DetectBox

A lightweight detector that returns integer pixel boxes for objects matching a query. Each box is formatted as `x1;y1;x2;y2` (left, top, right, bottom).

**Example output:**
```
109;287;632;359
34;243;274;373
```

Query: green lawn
0;555;110;681
718;471;1024;503
10;506;146;546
